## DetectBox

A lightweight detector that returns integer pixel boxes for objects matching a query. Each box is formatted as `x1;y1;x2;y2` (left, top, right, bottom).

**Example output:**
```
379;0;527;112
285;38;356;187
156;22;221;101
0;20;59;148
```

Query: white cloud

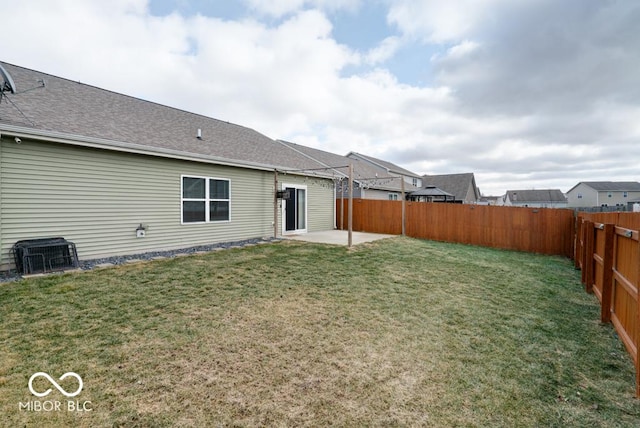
242;0;361;17
438;40;480;61
364;36;402;65
243;0;306;17
387;0;505;43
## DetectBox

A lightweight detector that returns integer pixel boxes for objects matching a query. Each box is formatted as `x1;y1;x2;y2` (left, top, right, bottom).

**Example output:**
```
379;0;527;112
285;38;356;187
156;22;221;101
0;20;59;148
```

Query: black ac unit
12;237;79;275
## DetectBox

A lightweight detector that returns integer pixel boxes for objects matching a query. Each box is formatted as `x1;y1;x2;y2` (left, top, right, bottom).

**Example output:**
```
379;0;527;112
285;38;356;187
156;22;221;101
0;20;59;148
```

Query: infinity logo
28;372;83;398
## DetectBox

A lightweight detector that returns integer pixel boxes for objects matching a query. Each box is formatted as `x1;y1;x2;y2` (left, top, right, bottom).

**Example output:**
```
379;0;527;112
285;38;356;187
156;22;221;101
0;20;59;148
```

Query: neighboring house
278;142;418;200
346;152;423;196
0;62;336;271
421;173;481;204
502;189;568;208
479;195;500;206
408;186;455;203
566;181;640;208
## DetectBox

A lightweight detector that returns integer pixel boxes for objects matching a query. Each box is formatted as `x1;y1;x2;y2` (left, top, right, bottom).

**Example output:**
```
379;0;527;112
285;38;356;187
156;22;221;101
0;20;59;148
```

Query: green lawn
1;237;639;427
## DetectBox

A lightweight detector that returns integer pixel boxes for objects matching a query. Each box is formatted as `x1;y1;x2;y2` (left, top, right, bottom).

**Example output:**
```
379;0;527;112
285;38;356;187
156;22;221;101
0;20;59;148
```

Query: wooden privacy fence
337;199;574;257
577;213;640;397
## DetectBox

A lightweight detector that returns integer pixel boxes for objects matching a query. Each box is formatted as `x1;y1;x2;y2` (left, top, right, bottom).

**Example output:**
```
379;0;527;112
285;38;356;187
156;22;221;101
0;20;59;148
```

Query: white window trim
181;174;231;224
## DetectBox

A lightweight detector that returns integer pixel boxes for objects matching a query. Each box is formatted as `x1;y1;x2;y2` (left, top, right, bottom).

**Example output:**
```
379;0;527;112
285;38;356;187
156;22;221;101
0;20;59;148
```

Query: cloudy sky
2;0;639;195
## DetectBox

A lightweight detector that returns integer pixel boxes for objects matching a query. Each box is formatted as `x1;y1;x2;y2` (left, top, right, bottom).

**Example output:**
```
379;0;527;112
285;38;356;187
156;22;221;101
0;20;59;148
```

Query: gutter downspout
333;179;337;230
274;170;278;239
340;178;344;230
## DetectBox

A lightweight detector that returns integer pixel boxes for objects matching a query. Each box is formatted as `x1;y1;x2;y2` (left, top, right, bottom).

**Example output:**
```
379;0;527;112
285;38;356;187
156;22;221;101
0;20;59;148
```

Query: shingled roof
505;189;567;203
572;182;640;192
0;62;327;173
422;173;480;202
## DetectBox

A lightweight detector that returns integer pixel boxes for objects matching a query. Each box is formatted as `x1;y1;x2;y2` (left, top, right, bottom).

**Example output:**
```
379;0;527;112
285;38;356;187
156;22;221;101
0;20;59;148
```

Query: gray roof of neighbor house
569;181;640;192
346;152;422;178
281;141;417;192
505;189;567;203
0;62;329;174
422;173;480;202
410;186;454;198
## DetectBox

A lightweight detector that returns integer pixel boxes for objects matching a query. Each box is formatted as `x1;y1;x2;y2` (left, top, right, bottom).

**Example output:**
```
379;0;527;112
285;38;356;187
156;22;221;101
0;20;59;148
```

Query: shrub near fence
337;199;575;257
577;212;640;397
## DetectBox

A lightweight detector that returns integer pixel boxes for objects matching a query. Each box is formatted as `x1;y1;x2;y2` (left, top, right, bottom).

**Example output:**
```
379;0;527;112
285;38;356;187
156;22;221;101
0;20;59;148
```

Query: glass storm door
283;185;307;233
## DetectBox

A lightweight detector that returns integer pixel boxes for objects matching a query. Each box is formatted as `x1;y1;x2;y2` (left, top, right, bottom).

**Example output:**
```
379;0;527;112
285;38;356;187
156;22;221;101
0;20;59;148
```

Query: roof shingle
580;182;640;192
505;189;567;203
0;62;327;173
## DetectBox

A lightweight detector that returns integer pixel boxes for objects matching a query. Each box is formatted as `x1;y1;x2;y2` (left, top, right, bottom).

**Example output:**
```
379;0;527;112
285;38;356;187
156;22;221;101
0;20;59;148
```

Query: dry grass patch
1;237;639;427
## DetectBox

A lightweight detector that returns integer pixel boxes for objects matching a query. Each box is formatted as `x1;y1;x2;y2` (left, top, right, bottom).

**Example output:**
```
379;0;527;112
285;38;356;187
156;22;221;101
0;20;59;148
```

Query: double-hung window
181;175;230;223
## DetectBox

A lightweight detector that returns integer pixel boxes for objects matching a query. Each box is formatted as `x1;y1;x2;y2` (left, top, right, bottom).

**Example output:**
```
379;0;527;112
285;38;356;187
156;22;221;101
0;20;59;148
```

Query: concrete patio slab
284;230;397;246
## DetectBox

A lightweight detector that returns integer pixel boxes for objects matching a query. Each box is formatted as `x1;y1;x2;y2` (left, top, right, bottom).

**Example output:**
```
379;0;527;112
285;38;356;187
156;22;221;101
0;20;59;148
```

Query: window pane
210;179;229;199
183;201;206;222
183;177;205;199
297;189;306;229
210;201;229;221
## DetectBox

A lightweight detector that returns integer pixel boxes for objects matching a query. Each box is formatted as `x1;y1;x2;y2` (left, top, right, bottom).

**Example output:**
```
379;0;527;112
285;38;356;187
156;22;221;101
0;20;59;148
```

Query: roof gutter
0;124;329;178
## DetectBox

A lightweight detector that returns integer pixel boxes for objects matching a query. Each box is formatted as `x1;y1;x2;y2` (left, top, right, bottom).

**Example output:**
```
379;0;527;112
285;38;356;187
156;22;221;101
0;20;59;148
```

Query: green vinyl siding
275;175;335;236
0;138;334;270
307;179;335;232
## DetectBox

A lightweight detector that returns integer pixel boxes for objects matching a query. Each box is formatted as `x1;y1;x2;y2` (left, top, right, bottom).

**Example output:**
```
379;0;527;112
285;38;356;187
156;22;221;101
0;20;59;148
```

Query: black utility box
12;237;79;275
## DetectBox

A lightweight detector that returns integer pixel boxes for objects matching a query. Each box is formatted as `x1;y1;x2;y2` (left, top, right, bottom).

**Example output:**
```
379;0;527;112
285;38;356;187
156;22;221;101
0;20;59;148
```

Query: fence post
348;163;353;247
600;224;614;323
401;177;406;236
636;237;640;398
575;216;583;269
583;221;594;293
